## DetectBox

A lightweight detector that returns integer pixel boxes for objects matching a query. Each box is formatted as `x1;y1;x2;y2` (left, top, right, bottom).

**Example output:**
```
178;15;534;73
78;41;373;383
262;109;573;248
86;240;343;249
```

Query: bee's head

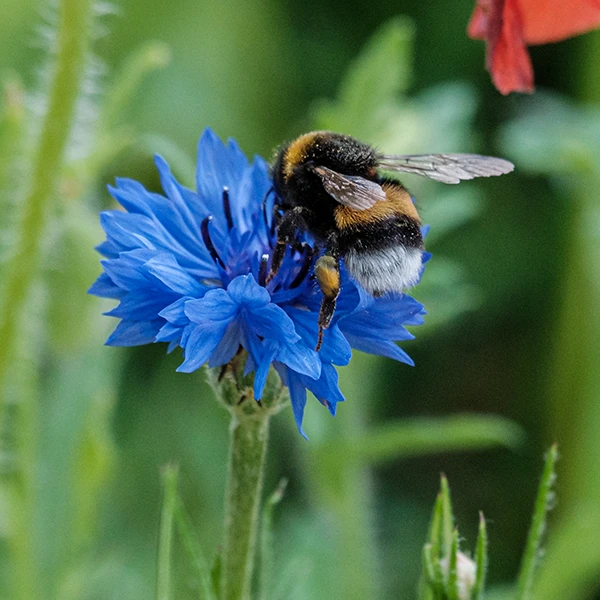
273;131;379;202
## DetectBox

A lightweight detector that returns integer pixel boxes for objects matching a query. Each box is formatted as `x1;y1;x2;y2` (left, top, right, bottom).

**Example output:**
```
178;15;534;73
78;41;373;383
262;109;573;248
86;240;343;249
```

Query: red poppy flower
468;0;600;94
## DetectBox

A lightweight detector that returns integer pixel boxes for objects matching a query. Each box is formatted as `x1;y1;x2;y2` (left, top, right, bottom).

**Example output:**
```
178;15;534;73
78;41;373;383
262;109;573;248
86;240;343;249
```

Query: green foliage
1;1;600;600
420;447;557;600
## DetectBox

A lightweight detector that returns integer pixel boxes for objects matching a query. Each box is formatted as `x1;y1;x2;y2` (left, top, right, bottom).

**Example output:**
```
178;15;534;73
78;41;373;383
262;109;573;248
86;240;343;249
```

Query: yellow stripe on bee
314;256;340;298
283;131;322;180
333;182;420;229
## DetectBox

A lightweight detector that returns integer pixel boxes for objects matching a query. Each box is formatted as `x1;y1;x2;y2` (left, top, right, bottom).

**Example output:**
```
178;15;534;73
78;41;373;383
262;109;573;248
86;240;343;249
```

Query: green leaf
515;444;559;600
446;529;460;600
211;550;222;600
175;500;217;600
258;479;288;600
313;17;414;138
45;203;104;353
314;414;524;466
420;544;443;600
100;41;171;131
440;476;454;559
156;464;179;600
70;389;116;546
472;513;488;600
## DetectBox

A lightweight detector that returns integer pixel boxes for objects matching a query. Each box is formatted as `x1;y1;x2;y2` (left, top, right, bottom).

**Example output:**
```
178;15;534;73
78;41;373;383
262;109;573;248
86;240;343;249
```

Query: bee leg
266;206;313;283
314;249;340;352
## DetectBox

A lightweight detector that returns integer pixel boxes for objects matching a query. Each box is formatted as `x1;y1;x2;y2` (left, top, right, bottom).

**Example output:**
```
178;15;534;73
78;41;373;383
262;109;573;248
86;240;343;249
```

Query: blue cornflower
90;128;426;436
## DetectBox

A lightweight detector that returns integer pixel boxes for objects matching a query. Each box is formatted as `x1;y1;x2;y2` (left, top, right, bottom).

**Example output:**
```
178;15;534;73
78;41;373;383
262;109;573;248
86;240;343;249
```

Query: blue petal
275;341;321;380
154;154;202;233
304;364;345;413
88;272;123;299
100;211;156;253
208;321;242;368
227;274;270;308
253;340;279;400
102;258;150;292
177;322;227;372
286;369;309;440
106;319;163;346
156;322;183;343
145;254;207;295
246;303;300;344
184;288;238;324
344;334;415;366
159;296;193;326
105;292;177;320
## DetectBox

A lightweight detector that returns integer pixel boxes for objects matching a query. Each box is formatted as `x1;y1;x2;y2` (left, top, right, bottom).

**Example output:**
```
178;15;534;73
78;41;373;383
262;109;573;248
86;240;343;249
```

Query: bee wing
378;153;514;184
312;165;386;210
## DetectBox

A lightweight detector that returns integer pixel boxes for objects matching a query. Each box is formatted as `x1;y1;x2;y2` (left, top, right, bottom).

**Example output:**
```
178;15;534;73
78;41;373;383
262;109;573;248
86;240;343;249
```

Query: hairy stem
0;1;93;599
220;408;271;600
0;0;92;409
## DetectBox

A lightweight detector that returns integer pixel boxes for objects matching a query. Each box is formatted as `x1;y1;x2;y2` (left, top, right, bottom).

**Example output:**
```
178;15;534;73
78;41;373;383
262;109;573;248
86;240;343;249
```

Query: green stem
156;465;179;600
0;2;92;600
516;444;559;600
0;0;92;404
221;408;271;600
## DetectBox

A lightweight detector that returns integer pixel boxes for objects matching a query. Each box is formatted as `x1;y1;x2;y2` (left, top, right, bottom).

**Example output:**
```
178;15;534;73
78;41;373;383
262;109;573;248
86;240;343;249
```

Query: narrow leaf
316;414;524;466
472;512;488;600
430;491;447;586
258;478;288;600
446;529;460;600
100;41;171;130
175;500;217;600
314;17;414;137
156;464;179;600
515;444;559;600
441;475;454;558
419;544;442;600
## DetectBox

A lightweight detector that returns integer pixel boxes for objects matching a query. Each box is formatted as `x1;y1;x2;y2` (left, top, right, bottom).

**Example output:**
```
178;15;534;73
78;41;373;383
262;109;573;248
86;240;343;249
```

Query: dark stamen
222;187;233;231
261;187;278;237
290;245;314;289
201;216;226;269
258;253;269;287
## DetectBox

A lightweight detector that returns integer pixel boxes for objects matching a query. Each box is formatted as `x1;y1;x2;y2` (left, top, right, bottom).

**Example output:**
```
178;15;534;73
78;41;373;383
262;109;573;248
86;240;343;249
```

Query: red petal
490;0;534;94
468;0;493;39
520;0;600;44
468;0;534;94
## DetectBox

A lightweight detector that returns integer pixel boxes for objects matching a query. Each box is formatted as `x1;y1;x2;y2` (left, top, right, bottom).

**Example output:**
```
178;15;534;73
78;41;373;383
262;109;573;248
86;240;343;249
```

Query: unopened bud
440;552;477;600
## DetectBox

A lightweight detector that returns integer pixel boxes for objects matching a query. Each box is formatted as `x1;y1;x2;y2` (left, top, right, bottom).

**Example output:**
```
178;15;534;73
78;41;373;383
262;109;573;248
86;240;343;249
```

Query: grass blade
316;415;524;466
175;499;217;600
258;478;288;600
515;444;559;600
472;512;488;600
440;476;454;558
446;529;460;600
156;464;178;600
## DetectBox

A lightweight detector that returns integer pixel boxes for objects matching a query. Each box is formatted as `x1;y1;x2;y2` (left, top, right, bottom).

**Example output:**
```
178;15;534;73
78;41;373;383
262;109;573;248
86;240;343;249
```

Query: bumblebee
268;131;514;350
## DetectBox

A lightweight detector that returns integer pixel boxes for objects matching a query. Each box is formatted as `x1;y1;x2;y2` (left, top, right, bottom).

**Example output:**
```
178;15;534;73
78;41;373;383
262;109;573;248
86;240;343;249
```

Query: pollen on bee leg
315;255;340;351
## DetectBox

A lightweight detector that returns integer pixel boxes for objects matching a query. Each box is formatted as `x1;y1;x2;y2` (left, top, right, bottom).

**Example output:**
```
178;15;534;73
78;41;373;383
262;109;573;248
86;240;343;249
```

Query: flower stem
0;2;92;599
221;407;271;600
156;464;179;600
0;0;92;408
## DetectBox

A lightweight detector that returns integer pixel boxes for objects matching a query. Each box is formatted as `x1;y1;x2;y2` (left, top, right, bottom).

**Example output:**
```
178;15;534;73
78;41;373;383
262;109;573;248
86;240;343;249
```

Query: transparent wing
311;165;386;210
378;153;514;184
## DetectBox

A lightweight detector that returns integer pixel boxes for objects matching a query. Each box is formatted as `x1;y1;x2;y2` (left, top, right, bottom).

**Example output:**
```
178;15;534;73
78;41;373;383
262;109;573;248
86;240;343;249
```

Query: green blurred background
1;0;600;599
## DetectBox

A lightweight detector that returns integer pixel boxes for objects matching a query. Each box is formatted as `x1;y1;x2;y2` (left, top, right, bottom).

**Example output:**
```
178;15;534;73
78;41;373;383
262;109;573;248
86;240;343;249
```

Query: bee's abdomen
340;215;424;295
